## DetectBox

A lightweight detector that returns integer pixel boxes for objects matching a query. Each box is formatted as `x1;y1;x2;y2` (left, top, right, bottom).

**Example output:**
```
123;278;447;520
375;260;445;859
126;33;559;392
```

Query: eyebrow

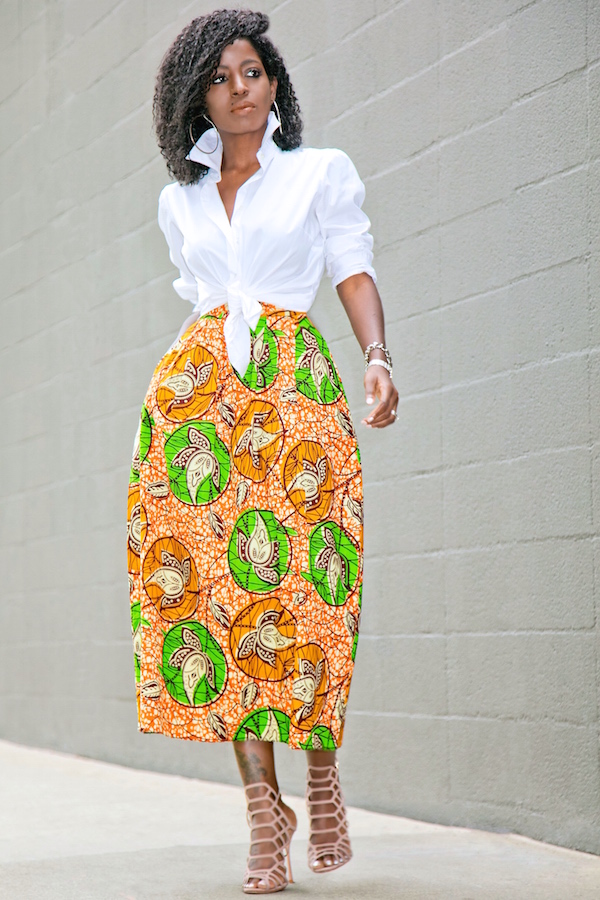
216;59;262;69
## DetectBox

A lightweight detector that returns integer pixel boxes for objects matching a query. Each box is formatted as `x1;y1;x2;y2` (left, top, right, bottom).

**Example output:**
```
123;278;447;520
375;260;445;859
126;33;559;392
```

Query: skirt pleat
127;302;363;750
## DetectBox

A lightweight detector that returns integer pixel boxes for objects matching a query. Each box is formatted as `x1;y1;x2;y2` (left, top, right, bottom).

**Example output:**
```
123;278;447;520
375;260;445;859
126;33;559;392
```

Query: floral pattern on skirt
127;302;363;750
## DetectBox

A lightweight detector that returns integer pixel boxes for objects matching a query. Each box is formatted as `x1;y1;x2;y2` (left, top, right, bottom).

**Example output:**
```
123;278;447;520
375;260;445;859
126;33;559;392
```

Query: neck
220;120;269;173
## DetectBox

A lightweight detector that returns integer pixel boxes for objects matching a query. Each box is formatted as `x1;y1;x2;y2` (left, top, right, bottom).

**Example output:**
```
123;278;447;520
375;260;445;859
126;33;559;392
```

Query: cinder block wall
1;0;598;855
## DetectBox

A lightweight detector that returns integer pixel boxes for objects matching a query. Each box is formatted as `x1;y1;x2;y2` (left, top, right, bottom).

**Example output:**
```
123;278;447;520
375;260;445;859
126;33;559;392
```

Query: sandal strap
305;762;352;870
243;781;295;893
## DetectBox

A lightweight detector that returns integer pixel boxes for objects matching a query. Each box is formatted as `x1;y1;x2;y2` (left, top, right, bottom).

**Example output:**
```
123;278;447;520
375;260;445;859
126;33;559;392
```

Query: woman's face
204;38;277;137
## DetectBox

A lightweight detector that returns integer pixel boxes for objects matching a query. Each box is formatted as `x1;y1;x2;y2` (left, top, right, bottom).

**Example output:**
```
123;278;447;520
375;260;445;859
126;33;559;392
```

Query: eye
246;67;261;77
211;73;226;84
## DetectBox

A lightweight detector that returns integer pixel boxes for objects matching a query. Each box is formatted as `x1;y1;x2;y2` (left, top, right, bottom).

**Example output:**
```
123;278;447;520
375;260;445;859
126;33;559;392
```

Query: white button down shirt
157;110;377;374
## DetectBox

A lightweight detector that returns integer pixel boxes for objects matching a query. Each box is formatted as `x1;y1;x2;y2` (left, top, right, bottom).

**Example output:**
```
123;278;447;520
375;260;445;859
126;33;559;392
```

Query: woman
127;8;398;894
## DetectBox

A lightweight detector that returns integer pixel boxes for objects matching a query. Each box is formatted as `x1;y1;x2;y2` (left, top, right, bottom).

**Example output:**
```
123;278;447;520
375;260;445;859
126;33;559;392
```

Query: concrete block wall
0;0;598;854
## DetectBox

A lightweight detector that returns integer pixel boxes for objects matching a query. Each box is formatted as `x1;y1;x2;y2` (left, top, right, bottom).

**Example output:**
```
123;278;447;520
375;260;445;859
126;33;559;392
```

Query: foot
306;762;352;874
246;797;297;890
307;789;349;871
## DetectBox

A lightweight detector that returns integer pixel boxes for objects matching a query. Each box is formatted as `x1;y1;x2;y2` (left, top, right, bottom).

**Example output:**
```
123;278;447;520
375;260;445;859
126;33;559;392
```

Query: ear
270;77;278;103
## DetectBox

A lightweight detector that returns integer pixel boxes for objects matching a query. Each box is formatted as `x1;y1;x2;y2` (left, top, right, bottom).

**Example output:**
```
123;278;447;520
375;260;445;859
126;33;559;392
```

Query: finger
362;390;398;428
363;397;395;425
362;381;397;425
364;372;391;404
372;408;398;428
365;404;398;428
365;402;394;426
364;372;378;406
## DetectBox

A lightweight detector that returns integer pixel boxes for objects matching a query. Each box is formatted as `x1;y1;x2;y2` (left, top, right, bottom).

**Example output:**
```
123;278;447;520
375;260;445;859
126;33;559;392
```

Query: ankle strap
244;781;281;802
306;761;340;784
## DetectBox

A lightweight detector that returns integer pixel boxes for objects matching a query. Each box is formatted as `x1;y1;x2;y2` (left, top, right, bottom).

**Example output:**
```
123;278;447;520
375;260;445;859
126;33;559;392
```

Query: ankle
306;750;337;768
245;778;280;796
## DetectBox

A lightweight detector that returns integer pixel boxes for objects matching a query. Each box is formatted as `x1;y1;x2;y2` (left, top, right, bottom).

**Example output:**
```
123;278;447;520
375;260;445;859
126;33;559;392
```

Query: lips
231;103;255;112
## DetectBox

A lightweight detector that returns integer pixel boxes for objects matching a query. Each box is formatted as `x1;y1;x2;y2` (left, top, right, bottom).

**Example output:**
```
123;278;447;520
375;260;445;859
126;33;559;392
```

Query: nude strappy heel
305;761;352;873
243;781;296;894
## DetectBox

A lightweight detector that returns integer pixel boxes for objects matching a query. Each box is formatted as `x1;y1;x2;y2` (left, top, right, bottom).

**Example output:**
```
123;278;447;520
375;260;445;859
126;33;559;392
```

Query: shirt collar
185;109;281;176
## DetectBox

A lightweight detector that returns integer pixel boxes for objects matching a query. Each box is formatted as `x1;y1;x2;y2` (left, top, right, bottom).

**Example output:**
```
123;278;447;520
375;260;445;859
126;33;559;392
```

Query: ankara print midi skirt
127;302;364;750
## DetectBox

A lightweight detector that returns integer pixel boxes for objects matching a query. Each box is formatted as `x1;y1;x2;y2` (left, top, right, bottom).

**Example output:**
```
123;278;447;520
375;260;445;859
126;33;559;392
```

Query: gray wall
1;0;599;855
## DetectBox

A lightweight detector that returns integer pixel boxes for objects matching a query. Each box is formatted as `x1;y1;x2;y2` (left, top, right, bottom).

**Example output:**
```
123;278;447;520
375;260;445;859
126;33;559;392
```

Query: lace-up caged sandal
243;781;297;894
305;761;352;873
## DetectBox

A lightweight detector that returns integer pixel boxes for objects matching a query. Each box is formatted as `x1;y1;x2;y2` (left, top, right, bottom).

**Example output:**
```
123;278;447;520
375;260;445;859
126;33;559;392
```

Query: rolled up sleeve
316;149;377;290
158;185;198;305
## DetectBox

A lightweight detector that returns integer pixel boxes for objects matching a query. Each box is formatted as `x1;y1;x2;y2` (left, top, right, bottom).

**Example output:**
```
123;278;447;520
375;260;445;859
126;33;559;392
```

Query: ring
392;409;399;421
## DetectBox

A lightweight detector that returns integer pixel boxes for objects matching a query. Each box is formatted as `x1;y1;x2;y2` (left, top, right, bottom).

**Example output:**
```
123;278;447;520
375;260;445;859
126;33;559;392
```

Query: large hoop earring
271;98;283;134
188;113;220;153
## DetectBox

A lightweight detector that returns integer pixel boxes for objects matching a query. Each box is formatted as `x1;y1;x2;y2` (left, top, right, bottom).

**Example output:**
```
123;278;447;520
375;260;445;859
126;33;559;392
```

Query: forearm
335;272;388;362
336;271;398;428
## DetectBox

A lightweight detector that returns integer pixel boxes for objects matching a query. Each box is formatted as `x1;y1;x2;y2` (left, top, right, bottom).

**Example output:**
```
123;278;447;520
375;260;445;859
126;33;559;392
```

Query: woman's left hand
360;366;399;428
334;271;399;429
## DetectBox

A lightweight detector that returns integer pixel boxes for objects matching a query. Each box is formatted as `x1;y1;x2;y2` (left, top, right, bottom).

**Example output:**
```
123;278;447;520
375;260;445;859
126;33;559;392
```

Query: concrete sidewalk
1;739;599;899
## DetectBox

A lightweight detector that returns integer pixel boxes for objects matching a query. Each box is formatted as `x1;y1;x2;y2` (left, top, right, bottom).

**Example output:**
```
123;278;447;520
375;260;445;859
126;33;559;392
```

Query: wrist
366;358;393;379
363;340;393;378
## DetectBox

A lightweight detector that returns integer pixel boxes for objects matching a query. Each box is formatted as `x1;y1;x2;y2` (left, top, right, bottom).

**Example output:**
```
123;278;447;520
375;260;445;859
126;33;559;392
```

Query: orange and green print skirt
127;302;363;750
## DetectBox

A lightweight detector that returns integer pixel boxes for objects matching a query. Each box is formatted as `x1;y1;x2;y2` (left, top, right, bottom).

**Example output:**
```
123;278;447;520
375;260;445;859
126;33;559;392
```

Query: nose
230;70;248;95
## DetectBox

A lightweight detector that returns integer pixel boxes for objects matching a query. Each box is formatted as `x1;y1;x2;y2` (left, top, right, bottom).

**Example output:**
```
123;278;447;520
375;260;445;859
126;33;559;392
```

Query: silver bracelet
367;358;393;378
364;341;393;377
365;341;392;369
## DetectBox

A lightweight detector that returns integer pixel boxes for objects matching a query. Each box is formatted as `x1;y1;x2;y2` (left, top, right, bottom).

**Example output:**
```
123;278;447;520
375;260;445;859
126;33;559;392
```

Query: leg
234;741;297;892
305;748;352;873
234;739;278;791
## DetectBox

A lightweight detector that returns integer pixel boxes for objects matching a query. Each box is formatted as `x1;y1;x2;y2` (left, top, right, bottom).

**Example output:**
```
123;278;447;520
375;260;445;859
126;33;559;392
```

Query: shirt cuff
330;255;378;290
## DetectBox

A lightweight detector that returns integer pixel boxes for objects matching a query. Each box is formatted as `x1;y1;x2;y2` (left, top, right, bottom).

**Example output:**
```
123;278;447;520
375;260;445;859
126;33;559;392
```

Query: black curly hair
153;8;303;185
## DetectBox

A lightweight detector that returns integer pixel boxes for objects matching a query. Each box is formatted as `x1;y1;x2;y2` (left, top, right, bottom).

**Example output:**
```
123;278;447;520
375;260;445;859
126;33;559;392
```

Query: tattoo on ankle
235;747;268;785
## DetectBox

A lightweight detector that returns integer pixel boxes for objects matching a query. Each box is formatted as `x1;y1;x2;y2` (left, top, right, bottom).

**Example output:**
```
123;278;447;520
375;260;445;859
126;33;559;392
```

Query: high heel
243;781;296;894
305;761;352;873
